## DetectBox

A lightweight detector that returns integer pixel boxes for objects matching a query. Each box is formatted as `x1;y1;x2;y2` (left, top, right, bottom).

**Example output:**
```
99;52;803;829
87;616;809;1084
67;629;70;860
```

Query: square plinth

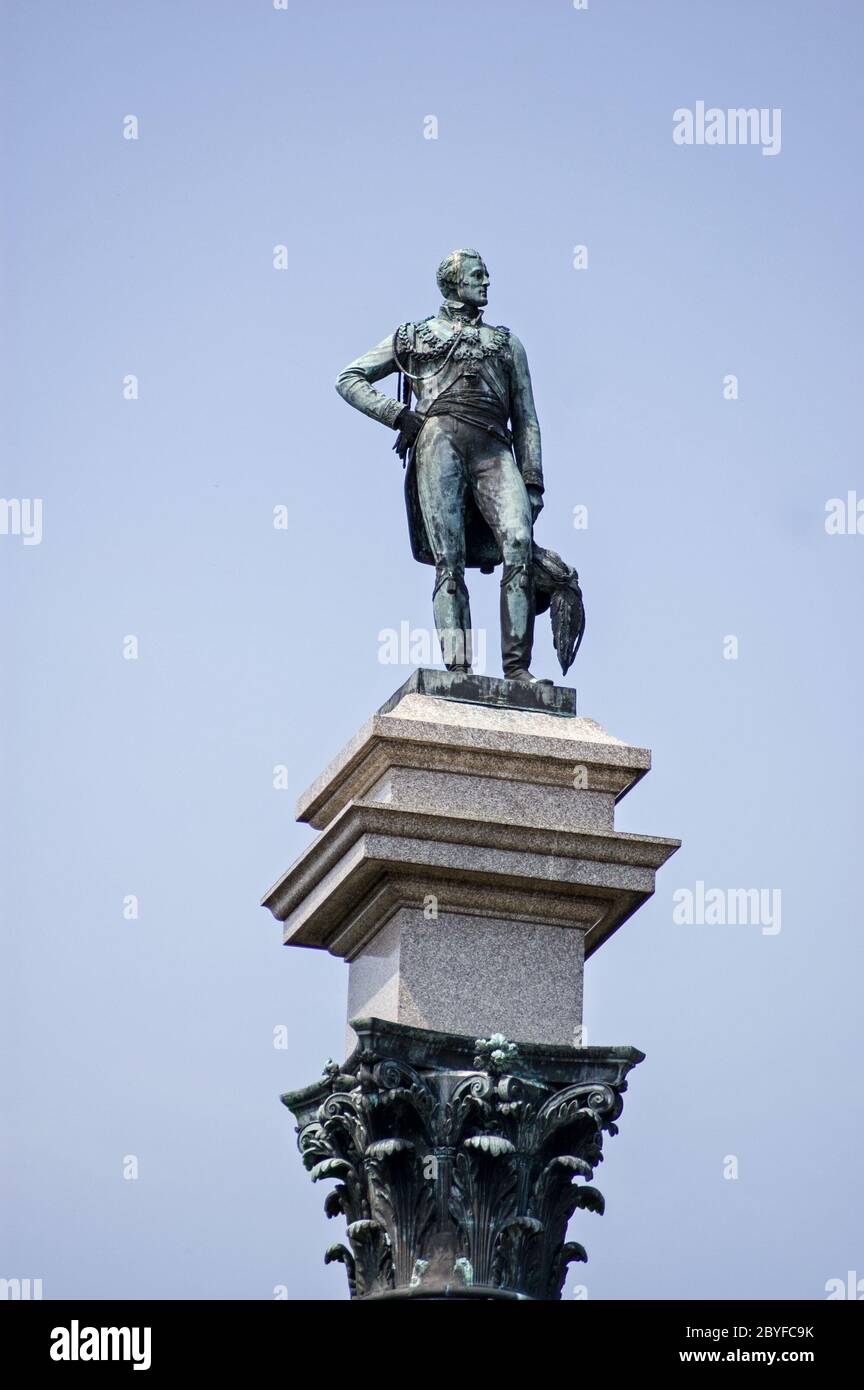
345;907;585;1050
262;671;680;1046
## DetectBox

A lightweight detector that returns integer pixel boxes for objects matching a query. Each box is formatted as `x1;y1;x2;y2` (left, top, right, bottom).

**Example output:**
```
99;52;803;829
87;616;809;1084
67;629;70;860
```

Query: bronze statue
336;249;583;682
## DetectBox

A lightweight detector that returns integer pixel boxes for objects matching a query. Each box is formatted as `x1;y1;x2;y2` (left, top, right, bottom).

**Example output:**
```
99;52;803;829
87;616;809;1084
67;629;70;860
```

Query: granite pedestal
262;670;679;1048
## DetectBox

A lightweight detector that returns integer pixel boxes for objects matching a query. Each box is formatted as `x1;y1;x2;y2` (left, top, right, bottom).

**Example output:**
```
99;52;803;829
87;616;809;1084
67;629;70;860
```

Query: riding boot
433;564;473;672
500;561;539;680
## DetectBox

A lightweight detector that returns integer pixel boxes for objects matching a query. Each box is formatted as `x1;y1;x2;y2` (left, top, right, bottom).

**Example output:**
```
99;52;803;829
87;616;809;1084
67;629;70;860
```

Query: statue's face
456;257;489;309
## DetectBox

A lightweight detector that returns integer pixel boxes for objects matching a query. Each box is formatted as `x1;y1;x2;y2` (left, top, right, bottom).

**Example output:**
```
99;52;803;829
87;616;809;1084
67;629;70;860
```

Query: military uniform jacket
336;302;544;568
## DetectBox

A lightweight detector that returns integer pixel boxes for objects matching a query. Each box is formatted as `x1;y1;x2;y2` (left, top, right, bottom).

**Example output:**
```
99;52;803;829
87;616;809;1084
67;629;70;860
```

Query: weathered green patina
283;1017;642;1301
336;249;584;679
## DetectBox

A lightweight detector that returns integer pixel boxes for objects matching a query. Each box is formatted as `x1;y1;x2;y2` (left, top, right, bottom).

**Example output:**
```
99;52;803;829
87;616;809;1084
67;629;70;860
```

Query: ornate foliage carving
283;1024;642;1301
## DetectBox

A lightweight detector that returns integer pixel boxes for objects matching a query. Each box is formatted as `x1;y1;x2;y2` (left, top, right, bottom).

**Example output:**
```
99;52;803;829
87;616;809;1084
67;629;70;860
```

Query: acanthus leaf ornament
282;1019;643;1301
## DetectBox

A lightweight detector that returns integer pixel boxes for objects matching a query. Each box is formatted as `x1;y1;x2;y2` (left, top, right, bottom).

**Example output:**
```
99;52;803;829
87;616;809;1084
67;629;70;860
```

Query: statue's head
436;249;489;310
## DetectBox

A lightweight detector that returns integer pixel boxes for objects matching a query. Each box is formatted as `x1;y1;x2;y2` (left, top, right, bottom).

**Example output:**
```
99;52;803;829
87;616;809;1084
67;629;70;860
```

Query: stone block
262;671;680;1046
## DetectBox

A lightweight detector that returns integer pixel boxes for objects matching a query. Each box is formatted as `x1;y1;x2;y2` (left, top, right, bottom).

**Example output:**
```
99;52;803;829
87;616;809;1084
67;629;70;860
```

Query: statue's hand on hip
394;408;425;447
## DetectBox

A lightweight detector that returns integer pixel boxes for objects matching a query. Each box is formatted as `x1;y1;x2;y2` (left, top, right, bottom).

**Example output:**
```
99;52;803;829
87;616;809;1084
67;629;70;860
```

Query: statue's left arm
508;334;544;495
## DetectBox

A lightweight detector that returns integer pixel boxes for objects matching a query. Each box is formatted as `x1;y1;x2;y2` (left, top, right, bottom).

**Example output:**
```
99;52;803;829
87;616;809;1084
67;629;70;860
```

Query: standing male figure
336;248;548;682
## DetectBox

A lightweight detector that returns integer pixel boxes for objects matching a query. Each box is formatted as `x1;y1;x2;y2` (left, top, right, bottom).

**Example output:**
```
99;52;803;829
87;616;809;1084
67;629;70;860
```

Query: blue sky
2;0;862;1300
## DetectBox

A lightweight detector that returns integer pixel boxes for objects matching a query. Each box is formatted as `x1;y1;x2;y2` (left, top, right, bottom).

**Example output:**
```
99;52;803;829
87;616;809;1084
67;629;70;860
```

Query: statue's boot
433;565;472;672
501;562;552;684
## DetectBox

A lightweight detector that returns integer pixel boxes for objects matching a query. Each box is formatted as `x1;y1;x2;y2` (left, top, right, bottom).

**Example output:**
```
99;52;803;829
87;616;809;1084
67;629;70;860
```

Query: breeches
414;417;533;571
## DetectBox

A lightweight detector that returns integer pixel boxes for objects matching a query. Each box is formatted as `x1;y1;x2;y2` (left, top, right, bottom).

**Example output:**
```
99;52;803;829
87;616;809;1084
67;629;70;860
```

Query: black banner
4;1298;860;1375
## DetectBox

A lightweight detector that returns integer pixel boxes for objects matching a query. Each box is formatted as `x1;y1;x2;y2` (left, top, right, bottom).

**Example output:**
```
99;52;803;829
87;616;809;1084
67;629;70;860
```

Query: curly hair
436;248;483;299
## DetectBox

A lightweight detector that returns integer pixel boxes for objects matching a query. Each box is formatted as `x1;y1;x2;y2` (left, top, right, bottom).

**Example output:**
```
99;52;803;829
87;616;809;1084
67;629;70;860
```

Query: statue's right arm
335;333;405;430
